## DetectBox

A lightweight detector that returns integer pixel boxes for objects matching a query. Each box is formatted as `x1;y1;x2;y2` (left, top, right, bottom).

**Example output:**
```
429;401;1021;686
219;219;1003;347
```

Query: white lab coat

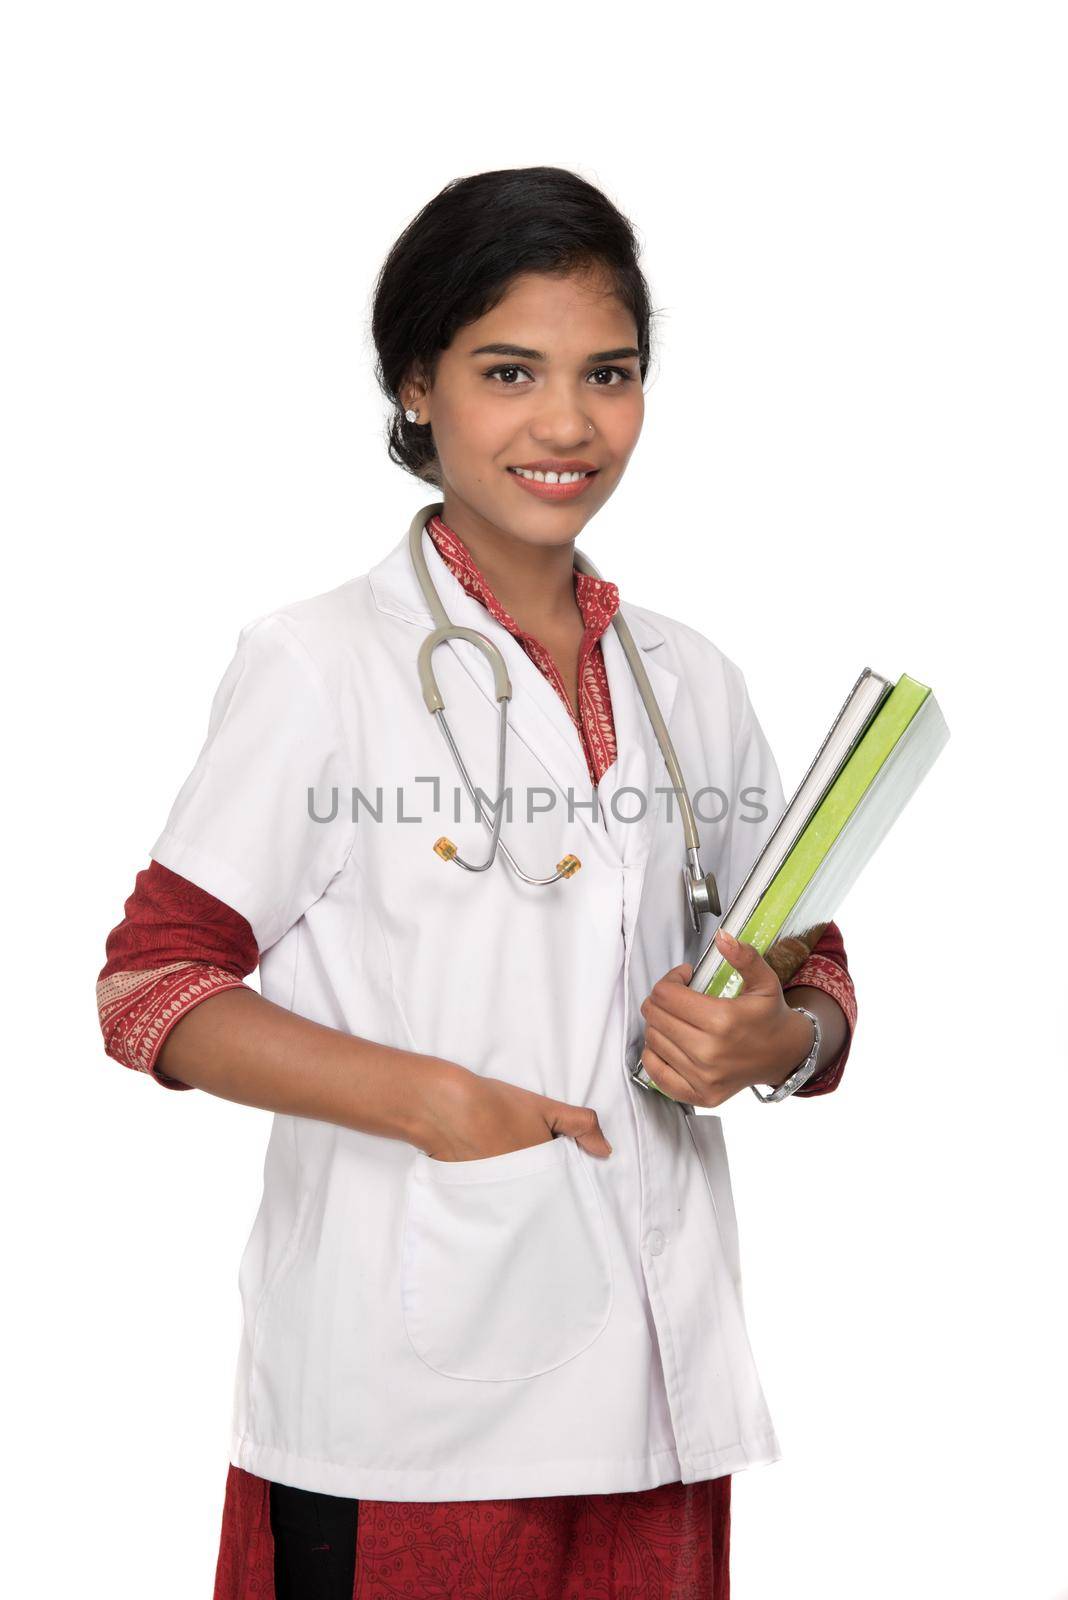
150;505;791;1501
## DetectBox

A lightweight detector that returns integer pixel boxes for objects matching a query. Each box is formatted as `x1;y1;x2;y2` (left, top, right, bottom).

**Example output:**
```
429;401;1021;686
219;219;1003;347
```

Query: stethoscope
408;501;721;934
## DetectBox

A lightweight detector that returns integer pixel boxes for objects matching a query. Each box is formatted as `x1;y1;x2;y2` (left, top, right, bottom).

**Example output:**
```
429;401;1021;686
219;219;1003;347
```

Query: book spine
702;675;931;998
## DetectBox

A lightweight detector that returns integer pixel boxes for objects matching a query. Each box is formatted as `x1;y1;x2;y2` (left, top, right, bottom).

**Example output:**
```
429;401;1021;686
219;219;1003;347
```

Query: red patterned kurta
97;512;858;1598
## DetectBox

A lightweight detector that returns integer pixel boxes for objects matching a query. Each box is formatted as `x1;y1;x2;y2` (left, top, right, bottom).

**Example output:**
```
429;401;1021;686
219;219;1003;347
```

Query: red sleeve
96;860;260;1090
781;920;857;1097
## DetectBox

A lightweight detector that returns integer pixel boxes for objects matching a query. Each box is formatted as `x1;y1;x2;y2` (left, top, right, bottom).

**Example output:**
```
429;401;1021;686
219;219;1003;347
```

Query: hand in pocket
419;1066;612;1162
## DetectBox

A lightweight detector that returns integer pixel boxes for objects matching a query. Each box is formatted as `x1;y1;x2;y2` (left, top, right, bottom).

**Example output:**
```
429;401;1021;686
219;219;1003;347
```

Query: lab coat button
647;1229;666;1257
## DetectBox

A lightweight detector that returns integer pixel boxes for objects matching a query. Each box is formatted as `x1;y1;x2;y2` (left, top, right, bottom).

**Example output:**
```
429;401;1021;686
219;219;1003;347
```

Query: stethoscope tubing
406;501;719;916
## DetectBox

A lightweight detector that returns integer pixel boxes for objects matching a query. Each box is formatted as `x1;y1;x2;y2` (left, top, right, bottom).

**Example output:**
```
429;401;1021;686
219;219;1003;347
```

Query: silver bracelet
750;1005;822;1102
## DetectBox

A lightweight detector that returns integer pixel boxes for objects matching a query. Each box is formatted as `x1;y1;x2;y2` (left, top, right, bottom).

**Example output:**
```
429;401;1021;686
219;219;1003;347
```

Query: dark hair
369;166;657;486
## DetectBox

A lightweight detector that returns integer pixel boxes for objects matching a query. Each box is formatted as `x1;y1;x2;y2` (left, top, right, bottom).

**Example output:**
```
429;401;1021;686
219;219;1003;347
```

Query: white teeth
510;468;590;483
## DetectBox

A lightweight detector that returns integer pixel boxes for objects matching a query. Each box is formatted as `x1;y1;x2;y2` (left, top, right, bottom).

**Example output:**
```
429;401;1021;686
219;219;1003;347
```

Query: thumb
714;927;779;995
549;1101;612;1158
660;962;694;987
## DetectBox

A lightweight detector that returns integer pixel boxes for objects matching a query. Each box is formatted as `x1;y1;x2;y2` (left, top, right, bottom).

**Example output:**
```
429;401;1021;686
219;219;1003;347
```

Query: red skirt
213;1463;731;1599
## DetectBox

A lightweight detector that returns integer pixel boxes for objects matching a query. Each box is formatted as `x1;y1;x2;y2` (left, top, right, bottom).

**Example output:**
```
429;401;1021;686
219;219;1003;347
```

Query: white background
4;3;1066;1595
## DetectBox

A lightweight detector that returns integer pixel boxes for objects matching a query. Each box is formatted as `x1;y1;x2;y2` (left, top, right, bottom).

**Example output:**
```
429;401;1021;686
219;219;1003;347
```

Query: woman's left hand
638;928;814;1107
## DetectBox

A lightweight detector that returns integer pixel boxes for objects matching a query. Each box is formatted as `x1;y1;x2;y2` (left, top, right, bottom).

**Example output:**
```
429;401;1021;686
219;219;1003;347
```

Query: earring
404;407;419;423
587;422;594;432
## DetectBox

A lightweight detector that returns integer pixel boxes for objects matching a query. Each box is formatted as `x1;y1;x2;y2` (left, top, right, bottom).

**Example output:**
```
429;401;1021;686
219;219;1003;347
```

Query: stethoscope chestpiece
683;855;721;931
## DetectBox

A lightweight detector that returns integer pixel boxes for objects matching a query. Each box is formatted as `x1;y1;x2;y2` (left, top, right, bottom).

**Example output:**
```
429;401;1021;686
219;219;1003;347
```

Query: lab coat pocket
400;1134;613;1382
687;1112;745;1307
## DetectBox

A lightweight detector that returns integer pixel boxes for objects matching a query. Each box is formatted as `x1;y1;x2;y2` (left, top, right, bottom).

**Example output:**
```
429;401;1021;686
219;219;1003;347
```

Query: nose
527;384;595;447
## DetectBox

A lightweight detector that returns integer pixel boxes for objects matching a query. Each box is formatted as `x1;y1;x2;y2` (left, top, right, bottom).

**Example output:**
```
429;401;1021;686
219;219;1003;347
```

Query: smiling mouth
507;467;599;484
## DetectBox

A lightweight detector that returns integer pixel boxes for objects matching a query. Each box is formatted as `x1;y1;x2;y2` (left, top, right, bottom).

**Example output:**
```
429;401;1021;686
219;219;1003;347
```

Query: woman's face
405;266;645;549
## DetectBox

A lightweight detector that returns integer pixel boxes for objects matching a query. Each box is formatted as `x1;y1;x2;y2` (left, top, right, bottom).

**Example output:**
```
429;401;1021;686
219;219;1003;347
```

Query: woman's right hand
417;1063;613;1162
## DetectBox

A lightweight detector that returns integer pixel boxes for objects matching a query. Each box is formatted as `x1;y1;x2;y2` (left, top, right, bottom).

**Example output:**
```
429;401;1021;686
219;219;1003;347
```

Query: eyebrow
468;342;641;363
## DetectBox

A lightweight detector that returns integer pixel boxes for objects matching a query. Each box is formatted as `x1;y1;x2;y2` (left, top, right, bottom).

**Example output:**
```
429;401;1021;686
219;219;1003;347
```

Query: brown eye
485;364;534;385
588;366;635;386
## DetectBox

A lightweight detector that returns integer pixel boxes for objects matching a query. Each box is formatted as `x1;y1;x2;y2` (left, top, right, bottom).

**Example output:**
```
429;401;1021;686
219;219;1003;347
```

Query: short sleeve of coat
149;614;356;955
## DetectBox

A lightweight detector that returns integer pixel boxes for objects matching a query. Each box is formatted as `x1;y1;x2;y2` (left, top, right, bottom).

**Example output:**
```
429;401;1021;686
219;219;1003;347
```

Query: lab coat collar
367;503;678;864
367;505;666;650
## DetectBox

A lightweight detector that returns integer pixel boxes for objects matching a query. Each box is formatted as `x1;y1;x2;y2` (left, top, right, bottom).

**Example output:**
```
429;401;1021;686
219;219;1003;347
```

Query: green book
689;669;950;1000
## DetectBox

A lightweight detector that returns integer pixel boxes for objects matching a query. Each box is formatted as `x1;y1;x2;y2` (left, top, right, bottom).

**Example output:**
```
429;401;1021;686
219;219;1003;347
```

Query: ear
402;365;433;423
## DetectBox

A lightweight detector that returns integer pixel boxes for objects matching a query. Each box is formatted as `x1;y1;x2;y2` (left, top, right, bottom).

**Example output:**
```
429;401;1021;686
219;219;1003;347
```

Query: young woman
98;167;857;1600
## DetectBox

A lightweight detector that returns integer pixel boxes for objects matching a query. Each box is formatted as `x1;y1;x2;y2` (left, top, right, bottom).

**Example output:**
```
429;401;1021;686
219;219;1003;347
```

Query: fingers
641;1018;705;1098
645;935;777;1025
659;962;694;986
644;968;734;1026
641;991;720;1063
549;1101;613;1158
638;1041;699;1104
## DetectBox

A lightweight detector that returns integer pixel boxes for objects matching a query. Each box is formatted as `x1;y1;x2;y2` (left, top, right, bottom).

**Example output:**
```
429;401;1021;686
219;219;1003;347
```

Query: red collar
426;513;620;647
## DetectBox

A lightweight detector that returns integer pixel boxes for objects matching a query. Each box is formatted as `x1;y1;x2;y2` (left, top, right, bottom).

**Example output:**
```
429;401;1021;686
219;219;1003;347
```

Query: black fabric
269;1480;359;1600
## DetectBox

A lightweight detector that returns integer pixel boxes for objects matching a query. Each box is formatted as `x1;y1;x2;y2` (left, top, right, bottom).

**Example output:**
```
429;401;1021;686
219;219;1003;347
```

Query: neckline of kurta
425;512;620;645
425;512;621;785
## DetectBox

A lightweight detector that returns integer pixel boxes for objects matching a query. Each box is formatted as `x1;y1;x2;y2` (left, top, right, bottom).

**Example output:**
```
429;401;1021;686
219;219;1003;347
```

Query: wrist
749;1005;821;1103
775;1006;818;1086
404;1057;475;1152
782;984;848;1071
